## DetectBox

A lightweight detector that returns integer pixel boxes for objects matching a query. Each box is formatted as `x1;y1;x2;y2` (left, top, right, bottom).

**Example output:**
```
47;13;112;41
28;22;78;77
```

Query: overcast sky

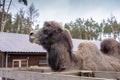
9;0;120;26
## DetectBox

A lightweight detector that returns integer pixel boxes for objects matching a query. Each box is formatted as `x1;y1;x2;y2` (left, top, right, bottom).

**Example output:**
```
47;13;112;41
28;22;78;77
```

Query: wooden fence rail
54;70;120;80
0;68;118;80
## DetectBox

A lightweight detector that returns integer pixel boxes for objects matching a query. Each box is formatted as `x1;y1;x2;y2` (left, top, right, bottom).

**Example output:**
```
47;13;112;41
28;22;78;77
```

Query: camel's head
29;21;63;46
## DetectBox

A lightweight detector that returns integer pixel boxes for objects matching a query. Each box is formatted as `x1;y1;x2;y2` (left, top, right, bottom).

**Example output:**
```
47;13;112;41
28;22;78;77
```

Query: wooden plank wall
94;71;120;80
0;52;4;67
8;54;47;67
0;68;115;80
55;70;120;80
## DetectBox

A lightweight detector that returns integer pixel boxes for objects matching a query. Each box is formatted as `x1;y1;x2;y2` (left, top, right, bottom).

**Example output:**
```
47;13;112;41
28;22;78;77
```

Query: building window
12;59;28;68
39;59;47;64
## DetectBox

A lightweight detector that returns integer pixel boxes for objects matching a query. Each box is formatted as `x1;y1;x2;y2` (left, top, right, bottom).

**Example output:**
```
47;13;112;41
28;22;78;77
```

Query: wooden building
0;32;48;68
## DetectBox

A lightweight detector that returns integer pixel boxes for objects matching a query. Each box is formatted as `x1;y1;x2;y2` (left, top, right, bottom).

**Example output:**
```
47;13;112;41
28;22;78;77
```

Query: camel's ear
44;21;63;33
44;21;51;27
51;25;63;33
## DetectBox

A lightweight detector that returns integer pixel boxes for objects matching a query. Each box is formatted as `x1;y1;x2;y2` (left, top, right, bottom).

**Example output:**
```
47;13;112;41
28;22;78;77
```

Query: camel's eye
43;29;48;34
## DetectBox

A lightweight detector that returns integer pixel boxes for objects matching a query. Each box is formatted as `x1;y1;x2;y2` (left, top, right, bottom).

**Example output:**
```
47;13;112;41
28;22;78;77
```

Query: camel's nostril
30;32;34;36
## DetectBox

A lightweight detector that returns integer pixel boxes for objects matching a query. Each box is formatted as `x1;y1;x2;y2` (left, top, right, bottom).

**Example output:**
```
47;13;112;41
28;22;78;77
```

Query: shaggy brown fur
29;21;120;72
100;38;120;57
29;21;74;71
77;42;120;71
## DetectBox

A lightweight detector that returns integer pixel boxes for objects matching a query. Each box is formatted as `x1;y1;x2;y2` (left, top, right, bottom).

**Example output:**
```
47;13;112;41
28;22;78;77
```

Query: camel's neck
68;53;81;70
47;48;80;71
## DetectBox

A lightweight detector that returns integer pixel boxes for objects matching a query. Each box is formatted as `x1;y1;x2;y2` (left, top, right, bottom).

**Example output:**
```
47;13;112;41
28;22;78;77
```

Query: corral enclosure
0;68;120;80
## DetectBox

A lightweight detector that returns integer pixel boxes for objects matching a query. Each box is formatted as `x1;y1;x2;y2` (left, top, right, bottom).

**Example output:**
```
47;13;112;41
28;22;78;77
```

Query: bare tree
27;3;39;31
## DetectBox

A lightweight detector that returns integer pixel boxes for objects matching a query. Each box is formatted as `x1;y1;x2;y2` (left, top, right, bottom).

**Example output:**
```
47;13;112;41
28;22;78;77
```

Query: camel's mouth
29;37;41;45
29;36;35;43
29;30;41;44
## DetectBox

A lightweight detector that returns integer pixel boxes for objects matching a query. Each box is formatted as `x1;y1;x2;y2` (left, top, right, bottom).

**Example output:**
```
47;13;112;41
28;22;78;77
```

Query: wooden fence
0;68;119;80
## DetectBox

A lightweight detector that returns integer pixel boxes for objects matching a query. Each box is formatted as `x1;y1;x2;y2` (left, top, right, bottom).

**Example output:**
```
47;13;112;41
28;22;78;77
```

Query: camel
29;21;120;72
